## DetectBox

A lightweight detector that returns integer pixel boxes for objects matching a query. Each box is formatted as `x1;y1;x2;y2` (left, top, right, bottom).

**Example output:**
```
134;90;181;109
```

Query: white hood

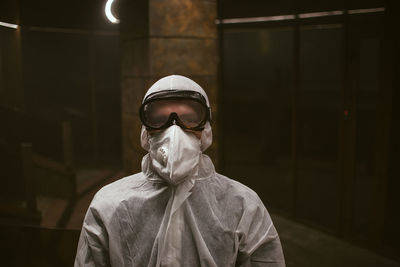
140;75;213;152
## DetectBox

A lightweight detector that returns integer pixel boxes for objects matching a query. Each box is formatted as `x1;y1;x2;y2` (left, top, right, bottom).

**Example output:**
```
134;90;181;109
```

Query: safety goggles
139;90;211;131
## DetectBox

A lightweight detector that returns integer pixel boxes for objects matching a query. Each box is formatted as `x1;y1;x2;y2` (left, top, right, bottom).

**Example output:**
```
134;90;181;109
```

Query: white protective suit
75;75;285;267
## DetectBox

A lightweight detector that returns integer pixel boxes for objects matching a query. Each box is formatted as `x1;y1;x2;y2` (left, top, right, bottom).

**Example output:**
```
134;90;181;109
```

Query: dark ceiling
0;0;117;31
218;0;387;18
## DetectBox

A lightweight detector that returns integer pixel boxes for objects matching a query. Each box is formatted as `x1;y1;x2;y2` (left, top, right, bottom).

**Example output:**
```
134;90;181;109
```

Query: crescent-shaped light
105;0;119;24
0;21;19;29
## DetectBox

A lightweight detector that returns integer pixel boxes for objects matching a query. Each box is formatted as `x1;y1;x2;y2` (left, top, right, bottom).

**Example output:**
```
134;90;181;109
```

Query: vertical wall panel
295;24;342;232
353;38;380;236
223;27;294;212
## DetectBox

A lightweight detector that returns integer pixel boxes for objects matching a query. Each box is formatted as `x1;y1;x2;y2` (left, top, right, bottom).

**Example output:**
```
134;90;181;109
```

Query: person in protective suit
74;75;285;267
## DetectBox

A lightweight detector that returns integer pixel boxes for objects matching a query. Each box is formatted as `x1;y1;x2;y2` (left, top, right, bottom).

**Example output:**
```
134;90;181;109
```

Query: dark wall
384;0;400;251
219;0;399;260
0;0;122;166
0;225;80;267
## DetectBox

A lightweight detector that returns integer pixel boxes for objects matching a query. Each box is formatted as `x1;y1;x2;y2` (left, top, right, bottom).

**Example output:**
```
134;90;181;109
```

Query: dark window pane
296;24;342;232
223;27;294;213
385;63;400;248
353;38;380;235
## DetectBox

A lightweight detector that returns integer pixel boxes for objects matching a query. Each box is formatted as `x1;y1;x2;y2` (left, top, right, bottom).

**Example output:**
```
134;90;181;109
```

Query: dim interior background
0;0;399;266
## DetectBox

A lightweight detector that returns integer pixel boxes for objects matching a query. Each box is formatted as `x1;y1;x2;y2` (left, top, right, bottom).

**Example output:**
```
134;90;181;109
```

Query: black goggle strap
144;90;208;105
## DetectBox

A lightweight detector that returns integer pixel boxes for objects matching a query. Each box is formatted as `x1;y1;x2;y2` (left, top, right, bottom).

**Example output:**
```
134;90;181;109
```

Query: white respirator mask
148;125;201;185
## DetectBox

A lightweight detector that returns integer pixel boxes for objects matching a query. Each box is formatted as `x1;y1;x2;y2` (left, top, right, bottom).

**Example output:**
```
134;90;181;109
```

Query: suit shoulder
91;172;146;208
212;172;263;204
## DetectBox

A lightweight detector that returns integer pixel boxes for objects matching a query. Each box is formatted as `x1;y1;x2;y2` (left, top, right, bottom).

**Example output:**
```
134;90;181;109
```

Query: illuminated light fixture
0;21;19;29
216;15;295;24
105;0;119;24
217;6;386;25
298;10;343;18
348;7;385;14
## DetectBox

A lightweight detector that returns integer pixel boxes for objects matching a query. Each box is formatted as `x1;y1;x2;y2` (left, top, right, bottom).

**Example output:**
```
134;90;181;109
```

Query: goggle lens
142;99;207;130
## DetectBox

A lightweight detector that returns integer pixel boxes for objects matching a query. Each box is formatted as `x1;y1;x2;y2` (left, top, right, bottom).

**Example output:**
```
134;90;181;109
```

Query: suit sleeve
74;206;111;267
235;195;286;267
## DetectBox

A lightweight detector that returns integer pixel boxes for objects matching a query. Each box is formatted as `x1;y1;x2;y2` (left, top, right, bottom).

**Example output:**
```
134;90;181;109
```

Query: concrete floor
272;214;400;267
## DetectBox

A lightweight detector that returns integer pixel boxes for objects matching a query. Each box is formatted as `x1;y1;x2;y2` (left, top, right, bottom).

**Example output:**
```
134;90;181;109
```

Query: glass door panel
353;38;380;236
296;24;342;232
222;27;294;213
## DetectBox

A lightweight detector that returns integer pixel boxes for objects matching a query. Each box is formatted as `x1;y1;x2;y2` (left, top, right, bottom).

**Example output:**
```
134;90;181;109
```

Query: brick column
119;0;218;173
